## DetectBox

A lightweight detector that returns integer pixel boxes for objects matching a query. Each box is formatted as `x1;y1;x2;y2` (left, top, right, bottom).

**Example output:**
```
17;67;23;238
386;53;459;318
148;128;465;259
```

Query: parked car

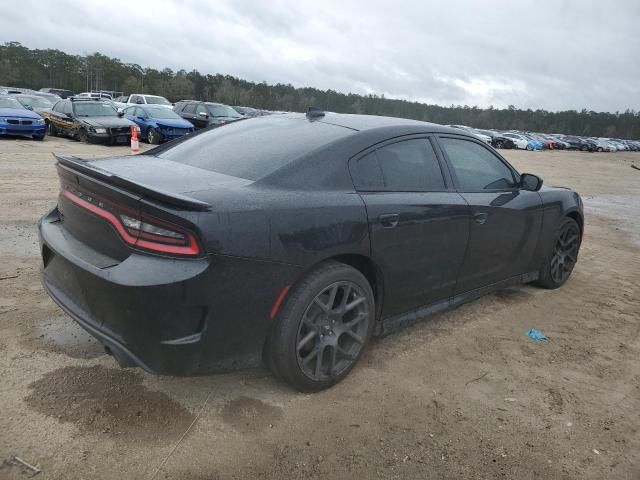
477;129;515;149
76;92;113;100
173;100;244;129
43;97;139;144
40;88;74;99
501;133;529;149
561;136;593;151
521;134;545;151
121;94;173;109
233;106;261;117
0;95;47;140
124;105;195;144
38;111;584;391
448;125;492;144
13;94;56;114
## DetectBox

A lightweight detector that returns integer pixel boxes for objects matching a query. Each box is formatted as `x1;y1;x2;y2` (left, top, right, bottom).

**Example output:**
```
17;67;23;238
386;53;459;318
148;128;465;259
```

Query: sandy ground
0;136;639;480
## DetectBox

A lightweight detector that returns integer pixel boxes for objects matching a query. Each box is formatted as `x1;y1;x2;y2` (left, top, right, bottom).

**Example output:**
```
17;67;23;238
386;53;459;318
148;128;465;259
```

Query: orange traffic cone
130;125;140;154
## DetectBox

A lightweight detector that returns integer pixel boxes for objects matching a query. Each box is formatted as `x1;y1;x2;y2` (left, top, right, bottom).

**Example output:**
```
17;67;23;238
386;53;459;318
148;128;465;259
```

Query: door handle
379;213;400;228
473;212;489;225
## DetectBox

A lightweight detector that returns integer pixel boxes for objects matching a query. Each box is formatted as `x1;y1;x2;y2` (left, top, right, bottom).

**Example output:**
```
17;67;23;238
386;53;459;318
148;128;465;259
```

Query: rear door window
351;138;446;192
183;104;196;114
195;104;208;116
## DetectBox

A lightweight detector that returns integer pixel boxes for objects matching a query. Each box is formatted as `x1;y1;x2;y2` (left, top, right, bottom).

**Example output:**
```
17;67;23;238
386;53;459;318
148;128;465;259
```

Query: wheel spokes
296;281;370;380
297;330;317;351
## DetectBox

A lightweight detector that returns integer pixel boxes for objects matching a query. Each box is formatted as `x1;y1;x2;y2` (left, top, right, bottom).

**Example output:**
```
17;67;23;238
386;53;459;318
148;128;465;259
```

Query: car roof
279;111;459;134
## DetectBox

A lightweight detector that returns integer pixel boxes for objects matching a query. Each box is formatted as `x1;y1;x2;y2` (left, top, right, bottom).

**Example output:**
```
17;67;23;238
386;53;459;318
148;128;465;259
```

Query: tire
147;127;161;144
580;145;588;152
495;140;504;149
536;218;581;289
77;128;88;143
526;144;533;151
597;147;603;152
265;261;375;392
48;122;58;137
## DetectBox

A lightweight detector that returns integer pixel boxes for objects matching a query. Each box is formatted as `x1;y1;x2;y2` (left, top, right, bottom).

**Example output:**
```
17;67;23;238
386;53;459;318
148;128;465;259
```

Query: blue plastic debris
526;329;547;341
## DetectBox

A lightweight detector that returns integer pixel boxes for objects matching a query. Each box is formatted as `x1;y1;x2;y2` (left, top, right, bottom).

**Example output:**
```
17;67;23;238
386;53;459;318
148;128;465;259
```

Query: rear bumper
38;207;301;375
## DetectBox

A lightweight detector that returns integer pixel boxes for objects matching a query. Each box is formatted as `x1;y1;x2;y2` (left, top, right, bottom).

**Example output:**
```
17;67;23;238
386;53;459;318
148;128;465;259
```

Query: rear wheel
526;144;533;151
536;218;581;289
265;261;374;392
495;140;504;149
580;145;588;151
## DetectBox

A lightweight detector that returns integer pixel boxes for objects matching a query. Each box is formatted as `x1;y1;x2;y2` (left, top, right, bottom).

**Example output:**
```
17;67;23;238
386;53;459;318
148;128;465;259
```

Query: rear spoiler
53;154;211;212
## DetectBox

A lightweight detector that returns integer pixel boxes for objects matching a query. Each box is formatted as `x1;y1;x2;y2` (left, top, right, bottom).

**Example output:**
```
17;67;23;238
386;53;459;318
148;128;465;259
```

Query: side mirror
25;105;34;111
520;173;543;191
198;111;209;118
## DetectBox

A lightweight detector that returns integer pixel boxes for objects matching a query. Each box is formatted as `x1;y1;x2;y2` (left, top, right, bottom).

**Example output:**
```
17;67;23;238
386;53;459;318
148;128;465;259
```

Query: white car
448;125;492;145
122;94;173;109
502;133;529;150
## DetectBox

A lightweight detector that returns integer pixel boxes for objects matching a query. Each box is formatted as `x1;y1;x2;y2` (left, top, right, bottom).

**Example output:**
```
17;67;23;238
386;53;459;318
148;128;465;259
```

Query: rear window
157;116;352;180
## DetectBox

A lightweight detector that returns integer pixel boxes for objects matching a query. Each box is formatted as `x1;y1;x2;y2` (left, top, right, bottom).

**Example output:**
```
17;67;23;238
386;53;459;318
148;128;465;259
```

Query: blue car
124;105;194;144
0;95;47;140
522;134;544;151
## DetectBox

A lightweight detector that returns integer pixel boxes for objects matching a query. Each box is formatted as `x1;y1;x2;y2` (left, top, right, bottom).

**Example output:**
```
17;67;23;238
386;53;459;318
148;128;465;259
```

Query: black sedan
477;129;516;149
38;111;584;392
43;97;139;144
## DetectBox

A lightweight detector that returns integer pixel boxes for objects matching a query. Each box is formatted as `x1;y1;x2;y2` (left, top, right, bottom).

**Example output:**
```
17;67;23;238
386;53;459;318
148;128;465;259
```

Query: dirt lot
0;136;639;480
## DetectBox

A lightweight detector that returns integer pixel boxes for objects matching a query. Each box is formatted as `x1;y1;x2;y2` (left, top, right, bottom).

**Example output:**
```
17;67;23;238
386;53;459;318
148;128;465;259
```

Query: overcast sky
1;0;638;112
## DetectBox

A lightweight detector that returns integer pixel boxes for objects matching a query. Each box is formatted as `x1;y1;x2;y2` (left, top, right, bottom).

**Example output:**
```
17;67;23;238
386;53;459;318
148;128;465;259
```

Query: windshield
145;107;181;119
74;102;117;117
0;97;25;109
16;96;53;108
207;104;242;118
145;96;171;105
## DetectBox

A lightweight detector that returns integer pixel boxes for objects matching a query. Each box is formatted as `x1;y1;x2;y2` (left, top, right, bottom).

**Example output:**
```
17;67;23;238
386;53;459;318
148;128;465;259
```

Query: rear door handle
379;213;400;228
473;212;489;224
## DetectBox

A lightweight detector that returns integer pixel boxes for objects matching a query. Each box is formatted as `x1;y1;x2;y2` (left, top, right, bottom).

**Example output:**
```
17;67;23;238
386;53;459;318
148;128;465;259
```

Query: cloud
1;0;638;112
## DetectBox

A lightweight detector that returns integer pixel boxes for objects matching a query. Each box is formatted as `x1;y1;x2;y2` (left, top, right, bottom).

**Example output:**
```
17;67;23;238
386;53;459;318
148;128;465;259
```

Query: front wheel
495;140;504;149
77;128;88;143
147;127;162;144
536;218;581;289
265;261;375;392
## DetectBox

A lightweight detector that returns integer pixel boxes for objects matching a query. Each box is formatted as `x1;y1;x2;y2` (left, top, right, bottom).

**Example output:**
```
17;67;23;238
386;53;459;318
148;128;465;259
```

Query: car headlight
35;118;45;125
94;128;107;134
0;117;7;124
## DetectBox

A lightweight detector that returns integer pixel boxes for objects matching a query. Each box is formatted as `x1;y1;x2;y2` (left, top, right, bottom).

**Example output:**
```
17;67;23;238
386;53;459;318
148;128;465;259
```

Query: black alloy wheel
296;281;370;381
265;261;374;392
536;218;581;289
77;128;88;143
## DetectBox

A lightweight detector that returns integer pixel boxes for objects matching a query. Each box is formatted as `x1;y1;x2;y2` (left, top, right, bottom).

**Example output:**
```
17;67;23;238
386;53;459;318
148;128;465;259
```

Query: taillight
61;189;202;257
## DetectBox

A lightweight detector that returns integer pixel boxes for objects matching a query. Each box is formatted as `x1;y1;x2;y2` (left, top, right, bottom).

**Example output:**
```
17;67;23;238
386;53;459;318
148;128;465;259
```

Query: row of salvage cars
448;124;640;152
0;86;265;145
2;85;640;151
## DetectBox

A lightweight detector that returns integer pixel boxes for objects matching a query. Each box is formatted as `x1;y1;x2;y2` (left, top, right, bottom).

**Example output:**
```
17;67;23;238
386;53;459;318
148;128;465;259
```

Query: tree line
1;41;638;139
